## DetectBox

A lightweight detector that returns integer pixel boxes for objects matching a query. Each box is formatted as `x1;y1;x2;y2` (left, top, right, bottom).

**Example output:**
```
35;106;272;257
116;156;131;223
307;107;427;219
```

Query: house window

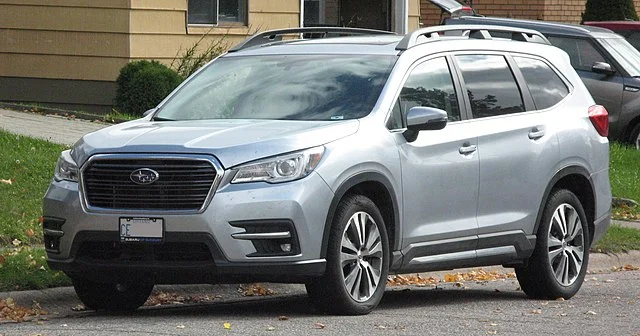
304;0;325;26
188;0;247;25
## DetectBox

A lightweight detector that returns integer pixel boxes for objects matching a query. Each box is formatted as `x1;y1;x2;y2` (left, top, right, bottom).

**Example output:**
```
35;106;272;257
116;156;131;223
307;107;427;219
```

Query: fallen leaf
26;229;35;237
12;239;21;247
242;283;275;296
0;255;5;265
223;322;231;330
0;179;12;185
278;315;289;321
530;309;542;315
585;311;597;315
314;322;326;329
487;331;497;335
176;325;185;329
266;326;276;331
71;304;86;312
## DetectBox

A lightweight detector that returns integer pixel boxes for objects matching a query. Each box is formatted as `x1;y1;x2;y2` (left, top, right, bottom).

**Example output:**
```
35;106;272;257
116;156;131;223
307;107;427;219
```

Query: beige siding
0;54;129;81
408;0;420;30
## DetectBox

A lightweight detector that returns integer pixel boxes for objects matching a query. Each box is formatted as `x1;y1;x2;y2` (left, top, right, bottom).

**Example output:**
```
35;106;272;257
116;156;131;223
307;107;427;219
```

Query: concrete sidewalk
0;108;108;145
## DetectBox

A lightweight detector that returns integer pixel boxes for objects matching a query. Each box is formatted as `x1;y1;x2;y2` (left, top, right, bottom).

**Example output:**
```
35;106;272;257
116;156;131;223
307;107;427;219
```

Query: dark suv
444;16;640;149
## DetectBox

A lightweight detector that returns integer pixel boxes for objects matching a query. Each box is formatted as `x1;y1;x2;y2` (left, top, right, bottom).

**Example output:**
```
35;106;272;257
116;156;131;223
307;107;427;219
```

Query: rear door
452;53;562;262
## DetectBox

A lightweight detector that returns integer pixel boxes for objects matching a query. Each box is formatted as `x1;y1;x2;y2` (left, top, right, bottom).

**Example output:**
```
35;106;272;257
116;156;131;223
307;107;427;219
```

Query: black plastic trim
320;172;400;258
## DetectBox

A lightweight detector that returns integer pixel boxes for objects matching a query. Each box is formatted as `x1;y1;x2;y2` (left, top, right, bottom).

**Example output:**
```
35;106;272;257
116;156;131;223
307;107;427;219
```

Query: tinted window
514;57;569;110
394;57;461;125
548;36;612;72
156;55;396;121
456;55;525;118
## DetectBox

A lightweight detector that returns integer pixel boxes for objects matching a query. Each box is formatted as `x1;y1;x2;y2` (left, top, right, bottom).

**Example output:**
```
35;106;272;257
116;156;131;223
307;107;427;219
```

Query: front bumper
43;172;333;283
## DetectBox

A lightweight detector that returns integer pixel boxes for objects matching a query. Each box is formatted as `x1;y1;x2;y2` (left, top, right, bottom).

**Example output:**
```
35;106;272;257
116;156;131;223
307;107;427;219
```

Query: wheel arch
535;166;596;244
320;172;400;258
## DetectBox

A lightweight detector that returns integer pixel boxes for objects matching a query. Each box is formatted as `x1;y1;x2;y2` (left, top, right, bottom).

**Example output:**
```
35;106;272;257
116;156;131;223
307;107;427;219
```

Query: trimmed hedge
582;0;639;22
115;61;182;116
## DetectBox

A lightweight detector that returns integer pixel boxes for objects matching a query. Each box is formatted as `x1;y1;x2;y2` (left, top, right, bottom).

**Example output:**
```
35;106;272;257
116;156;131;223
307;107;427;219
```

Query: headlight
231;146;325;184
54;150;79;182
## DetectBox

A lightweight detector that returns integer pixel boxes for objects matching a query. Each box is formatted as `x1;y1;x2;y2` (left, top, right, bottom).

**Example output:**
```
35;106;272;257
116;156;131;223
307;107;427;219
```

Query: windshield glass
155;55;396;121
598;37;640;77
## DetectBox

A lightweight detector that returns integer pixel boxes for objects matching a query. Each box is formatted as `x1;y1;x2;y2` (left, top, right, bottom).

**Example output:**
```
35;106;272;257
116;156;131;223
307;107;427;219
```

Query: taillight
588;105;609;137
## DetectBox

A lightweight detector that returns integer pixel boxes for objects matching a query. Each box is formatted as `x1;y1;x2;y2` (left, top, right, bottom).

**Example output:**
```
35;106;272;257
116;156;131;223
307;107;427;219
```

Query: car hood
72;119;359;168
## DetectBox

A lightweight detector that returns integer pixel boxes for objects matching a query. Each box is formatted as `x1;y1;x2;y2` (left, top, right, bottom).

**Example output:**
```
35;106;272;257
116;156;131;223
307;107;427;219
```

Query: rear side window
456;55;525;118
514;57;569;110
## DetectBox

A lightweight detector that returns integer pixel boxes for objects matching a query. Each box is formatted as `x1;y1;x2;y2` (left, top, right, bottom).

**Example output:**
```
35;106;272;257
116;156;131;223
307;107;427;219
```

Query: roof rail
396;24;550;51
229;27;396;52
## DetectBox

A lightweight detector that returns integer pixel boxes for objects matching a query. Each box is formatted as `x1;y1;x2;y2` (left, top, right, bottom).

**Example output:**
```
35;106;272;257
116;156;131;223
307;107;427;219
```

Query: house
0;0;420;113
421;0;640;26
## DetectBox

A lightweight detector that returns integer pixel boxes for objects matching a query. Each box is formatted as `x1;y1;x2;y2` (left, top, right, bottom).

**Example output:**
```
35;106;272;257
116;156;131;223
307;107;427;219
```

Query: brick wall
420;0;640;27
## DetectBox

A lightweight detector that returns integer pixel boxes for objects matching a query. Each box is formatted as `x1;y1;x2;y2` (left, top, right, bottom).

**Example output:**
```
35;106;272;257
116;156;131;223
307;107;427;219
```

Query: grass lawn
609;142;640;220
594;225;640;254
0;130;67;245
0;246;71;291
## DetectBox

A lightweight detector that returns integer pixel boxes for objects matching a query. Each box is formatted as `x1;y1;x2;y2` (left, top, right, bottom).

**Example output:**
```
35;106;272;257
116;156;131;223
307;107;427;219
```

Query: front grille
76;242;213;262
83;158;217;211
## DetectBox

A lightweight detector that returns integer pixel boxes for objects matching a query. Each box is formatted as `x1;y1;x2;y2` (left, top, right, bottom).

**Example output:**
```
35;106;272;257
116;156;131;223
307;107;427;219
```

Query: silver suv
44;25;612;315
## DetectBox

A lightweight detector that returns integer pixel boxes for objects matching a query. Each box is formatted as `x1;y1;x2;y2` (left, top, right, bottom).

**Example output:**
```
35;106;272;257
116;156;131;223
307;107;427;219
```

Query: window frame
385;53;468;131
451;51;533;120
510;54;573;111
187;0;248;27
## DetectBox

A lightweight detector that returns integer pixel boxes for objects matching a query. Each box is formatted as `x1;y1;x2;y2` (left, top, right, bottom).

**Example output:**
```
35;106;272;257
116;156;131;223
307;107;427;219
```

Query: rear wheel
306;194;389;315
516;189;589;299
72;277;154;312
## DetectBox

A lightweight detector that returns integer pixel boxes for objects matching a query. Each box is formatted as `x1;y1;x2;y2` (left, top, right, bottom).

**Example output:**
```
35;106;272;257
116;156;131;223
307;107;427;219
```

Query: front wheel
72;277;154;312
306;194;389;315
516;189;590;299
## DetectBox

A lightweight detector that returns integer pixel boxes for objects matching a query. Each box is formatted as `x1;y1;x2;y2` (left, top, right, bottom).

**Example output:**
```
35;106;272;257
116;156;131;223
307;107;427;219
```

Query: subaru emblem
130;168;159;185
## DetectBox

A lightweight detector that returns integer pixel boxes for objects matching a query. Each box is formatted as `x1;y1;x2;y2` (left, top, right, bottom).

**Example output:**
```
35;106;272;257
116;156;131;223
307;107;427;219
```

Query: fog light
280;243;292;252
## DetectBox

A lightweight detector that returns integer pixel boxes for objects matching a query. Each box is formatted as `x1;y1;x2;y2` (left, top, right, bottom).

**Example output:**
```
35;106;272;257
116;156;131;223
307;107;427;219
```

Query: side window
391;57;460;127
456;55;525;118
514;57;569;110
548;36;613;72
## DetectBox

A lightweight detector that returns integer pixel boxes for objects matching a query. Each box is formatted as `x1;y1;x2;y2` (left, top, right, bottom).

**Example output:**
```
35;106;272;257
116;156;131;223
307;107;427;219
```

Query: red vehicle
584;21;640;51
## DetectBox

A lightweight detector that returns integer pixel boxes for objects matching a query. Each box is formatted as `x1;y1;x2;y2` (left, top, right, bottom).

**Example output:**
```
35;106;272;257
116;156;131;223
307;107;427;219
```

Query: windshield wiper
151;116;175;121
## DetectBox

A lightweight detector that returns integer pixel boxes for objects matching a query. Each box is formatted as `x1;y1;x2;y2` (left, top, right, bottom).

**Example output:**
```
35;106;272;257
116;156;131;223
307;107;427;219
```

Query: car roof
225;35;404;56
584;21;640;30
446;16;618;37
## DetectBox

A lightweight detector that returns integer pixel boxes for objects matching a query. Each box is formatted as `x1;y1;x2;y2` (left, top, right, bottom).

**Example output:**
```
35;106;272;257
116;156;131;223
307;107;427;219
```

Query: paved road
1;270;638;336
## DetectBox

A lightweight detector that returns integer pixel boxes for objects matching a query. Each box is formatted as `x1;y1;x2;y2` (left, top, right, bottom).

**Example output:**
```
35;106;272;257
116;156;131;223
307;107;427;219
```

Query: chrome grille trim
79;154;224;214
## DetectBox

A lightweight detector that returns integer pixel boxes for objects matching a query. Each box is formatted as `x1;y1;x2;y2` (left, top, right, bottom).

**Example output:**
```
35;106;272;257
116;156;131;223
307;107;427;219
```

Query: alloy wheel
547;203;585;286
340;211;383;302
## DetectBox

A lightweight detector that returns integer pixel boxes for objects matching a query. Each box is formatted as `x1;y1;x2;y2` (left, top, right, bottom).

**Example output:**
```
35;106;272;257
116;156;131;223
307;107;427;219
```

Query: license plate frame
119;217;164;243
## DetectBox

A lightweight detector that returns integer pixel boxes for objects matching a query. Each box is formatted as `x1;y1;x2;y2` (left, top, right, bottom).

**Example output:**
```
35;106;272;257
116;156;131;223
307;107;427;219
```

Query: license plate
119;217;163;242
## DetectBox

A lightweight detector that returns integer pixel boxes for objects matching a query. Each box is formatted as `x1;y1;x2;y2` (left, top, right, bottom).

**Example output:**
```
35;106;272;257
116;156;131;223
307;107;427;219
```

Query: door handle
528;129;545;140
459;143;477;155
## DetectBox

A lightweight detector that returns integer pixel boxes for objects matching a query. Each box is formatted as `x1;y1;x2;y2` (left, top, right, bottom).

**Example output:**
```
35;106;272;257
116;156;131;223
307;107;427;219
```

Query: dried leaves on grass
0;298;47;323
613;264;640;272
144;291;219;306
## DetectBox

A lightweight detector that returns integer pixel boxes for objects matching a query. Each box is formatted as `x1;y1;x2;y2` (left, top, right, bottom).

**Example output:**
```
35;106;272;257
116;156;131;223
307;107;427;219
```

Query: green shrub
582;0;639;22
114;61;182;116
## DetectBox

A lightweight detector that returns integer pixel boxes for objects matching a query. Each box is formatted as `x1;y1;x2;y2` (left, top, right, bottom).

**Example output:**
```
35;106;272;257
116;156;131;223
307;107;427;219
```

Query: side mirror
403;106;448;142
592;62;616;76
143;108;157;117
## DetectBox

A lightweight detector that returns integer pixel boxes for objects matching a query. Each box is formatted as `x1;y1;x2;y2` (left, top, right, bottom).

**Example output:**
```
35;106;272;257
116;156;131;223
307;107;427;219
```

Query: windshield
598;37;640;77
155;55;396;121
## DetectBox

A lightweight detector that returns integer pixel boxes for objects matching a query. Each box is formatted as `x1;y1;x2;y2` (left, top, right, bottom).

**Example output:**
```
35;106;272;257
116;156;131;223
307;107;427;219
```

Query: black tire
628;122;640;150
516;189;590;299
306;194;389;315
72;277;154;312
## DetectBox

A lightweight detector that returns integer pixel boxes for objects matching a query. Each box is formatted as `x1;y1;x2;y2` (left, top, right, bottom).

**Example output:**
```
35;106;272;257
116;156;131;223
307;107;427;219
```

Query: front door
391;56;479;270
